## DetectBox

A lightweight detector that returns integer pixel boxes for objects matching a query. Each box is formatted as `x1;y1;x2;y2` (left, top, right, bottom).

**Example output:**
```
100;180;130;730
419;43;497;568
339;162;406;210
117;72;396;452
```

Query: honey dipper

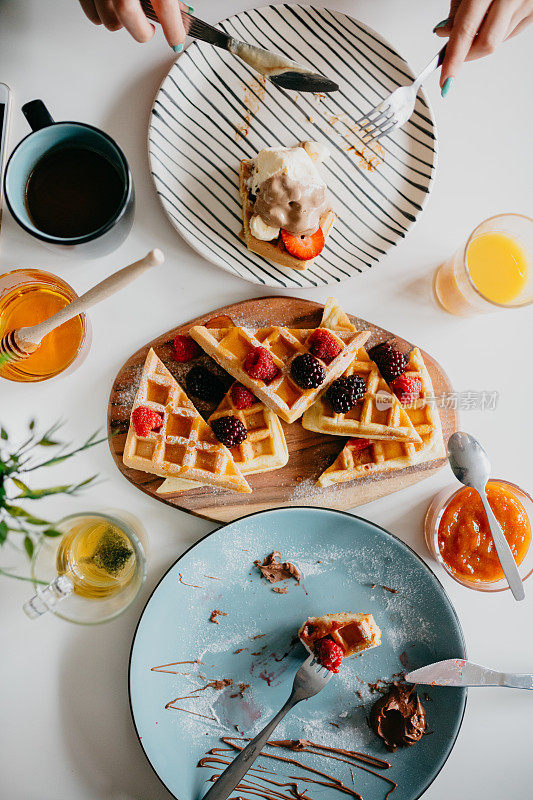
0;249;164;366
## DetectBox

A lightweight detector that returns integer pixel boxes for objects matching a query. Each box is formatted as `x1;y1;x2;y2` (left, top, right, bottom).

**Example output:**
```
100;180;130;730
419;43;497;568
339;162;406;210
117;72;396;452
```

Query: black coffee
25;147;124;238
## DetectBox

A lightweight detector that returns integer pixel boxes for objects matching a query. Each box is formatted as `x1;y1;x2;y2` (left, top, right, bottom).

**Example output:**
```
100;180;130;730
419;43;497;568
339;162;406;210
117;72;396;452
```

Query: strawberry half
281;227;325;260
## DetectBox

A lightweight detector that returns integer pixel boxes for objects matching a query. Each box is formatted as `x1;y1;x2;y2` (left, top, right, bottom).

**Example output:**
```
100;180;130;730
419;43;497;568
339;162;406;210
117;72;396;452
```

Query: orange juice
0;270;85;382
467;232;528;305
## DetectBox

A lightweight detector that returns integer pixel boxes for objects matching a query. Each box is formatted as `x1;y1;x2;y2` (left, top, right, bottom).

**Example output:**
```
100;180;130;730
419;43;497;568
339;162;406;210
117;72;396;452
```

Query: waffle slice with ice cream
302;298;421;443
122;348;251;493
189;322;370;424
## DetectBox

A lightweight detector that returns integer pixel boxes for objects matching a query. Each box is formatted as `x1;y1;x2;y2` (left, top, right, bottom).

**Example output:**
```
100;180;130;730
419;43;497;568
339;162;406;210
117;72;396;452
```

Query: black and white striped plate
149;3;437;288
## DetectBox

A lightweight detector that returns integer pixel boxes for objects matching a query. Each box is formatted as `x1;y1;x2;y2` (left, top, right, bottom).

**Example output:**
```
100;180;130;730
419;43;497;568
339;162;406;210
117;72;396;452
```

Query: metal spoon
447;432;525;601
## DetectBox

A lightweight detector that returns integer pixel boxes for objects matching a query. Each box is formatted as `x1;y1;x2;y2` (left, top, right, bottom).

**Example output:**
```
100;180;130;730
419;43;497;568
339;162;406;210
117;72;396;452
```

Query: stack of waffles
157;381;288;495
123;349;251;493
122;298;444;495
188;324;370;424
309;299;444;487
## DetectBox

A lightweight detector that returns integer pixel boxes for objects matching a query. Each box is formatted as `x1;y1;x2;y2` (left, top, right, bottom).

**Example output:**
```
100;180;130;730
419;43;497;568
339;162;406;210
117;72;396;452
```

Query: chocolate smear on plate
209;609;227;624
254;551;301;585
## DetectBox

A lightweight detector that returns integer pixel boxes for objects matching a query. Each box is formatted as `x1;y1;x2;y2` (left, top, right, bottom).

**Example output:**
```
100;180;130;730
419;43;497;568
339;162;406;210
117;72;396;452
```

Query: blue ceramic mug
4;100;134;258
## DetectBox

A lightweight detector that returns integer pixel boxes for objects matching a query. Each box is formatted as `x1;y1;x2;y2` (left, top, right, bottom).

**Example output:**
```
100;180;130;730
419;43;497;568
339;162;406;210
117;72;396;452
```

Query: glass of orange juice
434;213;533;315
0;268;91;382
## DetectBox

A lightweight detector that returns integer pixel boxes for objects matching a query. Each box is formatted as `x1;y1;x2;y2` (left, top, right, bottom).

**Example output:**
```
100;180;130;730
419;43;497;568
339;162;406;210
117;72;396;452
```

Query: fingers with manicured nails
113;0;154;41
508;10;533;37
94;0;122;30
434;1;461;35
78;0;102;24
466;0;517;59
151;0;186;47
440;0;493;85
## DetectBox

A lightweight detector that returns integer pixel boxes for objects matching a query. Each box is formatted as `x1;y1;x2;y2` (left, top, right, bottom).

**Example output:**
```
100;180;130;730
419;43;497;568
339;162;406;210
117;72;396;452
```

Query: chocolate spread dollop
254;551;301;584
253;173;329;236
370;683;426;751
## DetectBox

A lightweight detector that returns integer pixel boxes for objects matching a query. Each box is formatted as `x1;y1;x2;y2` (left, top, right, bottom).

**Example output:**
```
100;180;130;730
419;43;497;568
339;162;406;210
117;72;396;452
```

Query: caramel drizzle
199;738;397;800
150;660;203;674
178;572;204;589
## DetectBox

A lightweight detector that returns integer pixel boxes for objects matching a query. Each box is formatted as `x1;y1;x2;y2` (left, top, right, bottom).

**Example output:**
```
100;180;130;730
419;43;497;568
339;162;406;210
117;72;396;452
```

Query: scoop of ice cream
248;145;325;196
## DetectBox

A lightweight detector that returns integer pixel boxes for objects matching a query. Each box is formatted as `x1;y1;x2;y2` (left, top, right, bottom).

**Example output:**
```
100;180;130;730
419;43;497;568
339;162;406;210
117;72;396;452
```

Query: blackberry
290;353;325;389
211;416;247;447
368;342;406;383
186;366;224;403
326;375;366;413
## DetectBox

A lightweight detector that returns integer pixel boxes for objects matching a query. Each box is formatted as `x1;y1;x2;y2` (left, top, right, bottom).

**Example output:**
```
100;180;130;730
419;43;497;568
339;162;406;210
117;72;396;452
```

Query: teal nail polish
172;43;183;53
188;5;195;13
433;18;451;33
441;77;453;98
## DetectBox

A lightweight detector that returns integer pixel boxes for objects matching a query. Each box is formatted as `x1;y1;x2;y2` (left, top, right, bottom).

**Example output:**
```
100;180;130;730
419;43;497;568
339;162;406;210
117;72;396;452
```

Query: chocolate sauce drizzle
198;737;397;800
150;660;203;674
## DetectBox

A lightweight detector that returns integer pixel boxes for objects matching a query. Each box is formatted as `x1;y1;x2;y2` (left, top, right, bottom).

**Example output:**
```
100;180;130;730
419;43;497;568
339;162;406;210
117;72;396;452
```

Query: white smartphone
0;82;12;216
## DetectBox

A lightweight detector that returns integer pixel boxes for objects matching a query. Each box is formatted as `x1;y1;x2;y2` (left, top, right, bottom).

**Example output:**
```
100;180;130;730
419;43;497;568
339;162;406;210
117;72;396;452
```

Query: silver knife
406;659;533;689
140;1;339;93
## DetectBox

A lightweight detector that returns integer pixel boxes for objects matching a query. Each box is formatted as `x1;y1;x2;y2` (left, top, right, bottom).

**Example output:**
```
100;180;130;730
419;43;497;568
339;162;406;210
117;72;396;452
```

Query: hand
78;0;191;49
434;0;533;91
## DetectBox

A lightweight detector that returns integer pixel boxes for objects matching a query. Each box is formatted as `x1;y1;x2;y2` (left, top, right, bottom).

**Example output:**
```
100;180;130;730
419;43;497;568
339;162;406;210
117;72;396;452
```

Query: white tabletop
1;1;532;798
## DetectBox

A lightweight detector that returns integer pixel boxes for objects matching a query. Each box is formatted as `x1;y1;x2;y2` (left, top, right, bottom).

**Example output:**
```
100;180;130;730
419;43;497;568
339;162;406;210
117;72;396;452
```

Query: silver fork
354;44;447;144
202;654;332;800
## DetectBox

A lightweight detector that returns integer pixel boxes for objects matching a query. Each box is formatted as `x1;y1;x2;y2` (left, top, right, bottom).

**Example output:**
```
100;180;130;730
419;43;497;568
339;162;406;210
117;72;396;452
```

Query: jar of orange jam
425;480;533;592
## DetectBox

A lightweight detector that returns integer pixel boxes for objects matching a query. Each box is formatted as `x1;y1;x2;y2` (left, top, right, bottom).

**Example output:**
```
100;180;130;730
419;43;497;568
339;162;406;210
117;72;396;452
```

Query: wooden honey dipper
0;249;164;366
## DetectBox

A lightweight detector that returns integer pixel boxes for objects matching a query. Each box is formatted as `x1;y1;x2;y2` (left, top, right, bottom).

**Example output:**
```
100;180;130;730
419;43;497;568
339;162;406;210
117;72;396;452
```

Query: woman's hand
434;0;533;94
78;0;191;50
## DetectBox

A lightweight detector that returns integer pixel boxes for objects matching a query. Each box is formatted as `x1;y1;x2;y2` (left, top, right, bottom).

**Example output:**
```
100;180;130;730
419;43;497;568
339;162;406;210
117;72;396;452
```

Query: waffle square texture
189;324;370;424
122;348;250;493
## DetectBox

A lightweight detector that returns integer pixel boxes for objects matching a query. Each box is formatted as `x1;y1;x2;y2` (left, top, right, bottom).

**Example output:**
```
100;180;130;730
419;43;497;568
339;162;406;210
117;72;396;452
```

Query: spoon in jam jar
447;432;525;601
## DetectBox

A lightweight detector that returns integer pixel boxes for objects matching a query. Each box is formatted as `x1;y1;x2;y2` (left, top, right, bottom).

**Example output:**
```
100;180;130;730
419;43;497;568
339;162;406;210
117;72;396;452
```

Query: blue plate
129;508;466;800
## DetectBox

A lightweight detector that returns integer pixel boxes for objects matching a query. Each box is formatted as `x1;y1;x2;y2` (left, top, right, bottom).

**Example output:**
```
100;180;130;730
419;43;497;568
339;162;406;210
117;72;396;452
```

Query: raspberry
132;406;163;437
231;383;256;409
186;366;224;403
244;347;279;383
316;637;344;673
172;334;201;363
211;416;247;447
290;353;325;389
347;438;372;451
368;342;407;383
326;375;366;413
390;375;422;405
308;329;342;363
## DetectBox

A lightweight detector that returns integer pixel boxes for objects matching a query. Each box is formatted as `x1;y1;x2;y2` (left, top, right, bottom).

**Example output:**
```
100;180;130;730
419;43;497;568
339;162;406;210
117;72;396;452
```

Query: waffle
122;348;251;493
189;324;370;424
299;613;382;658
157;382;288;495
302;299;421;443
239;159;335;271
317;347;445;487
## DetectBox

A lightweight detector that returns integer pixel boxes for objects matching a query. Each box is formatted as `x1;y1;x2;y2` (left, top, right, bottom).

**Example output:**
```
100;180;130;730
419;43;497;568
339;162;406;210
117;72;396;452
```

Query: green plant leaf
12;478;30;493
4;504;50;525
1;428;8;440
0;520;8;544
29;419;35;431
43;528;62;537
24;536;34;559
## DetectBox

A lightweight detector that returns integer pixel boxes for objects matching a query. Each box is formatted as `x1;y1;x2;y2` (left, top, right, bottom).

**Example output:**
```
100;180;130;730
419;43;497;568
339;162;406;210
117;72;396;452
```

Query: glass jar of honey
425;480;533;592
0;268;91;382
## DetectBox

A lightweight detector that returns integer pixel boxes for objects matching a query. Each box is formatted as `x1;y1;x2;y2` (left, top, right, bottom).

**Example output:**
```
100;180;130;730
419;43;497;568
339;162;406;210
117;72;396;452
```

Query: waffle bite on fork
299;613;382;673
122;348;251;493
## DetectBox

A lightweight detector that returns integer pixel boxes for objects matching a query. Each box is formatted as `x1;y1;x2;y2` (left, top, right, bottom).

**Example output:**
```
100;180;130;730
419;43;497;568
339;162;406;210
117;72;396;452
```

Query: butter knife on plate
140;0;339;93
406;659;533;690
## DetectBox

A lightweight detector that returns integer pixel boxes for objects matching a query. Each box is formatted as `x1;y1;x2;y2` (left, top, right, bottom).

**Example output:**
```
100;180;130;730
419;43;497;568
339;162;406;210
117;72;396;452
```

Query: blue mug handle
22;100;54;131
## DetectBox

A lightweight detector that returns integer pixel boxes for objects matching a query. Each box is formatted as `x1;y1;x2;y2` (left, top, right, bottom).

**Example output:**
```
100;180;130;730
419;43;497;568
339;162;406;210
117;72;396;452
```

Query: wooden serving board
108;297;457;523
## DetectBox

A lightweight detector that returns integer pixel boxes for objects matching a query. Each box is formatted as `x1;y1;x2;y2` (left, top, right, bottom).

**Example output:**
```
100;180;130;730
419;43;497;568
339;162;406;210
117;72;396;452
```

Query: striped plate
149;3;437;289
